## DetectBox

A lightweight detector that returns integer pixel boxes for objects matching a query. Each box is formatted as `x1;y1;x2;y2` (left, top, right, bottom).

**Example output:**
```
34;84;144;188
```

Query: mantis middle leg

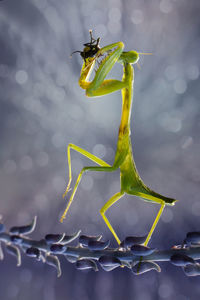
60;144;119;223
100;192;125;245
62;143;110;199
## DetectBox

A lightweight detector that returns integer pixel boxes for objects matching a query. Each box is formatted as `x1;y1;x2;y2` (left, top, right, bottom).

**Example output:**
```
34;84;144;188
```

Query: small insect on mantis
61;30;177;246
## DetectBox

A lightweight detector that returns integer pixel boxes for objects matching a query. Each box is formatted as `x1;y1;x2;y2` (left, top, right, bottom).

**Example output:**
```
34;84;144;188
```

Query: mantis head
118;51;139;65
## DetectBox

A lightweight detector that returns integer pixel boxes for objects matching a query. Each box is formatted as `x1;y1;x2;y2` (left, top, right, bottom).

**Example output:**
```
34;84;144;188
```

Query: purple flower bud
76;259;98;271
45;233;65;244
79;234;102;247
131;245;156;256
50;244;66;254
132;261;161;275
122;235;148;248
170;254;195;266
88;240;110;251
26;247;40;259
99;255;121;271
9;216;37;235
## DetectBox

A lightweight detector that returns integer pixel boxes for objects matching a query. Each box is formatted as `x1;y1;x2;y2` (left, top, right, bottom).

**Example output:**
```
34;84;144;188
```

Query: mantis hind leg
143;201;165;246
126;182;176;245
129;189;166;246
100;192;125;245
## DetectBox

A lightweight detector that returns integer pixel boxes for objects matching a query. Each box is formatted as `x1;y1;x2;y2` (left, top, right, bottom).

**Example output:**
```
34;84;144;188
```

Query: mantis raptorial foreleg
79;42;126;96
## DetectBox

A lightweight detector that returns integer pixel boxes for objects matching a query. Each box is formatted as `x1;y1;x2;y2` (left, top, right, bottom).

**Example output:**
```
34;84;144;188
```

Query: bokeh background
0;0;200;299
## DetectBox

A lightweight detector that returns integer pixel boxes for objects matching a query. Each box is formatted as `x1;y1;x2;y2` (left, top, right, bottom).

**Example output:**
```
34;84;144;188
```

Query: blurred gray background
0;0;200;299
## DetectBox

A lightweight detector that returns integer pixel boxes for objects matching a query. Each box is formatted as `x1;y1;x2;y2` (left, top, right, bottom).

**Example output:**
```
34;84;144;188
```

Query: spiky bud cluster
1;217;200;277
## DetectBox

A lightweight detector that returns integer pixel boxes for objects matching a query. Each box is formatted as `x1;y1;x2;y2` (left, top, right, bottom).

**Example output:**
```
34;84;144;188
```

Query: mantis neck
118;63;133;139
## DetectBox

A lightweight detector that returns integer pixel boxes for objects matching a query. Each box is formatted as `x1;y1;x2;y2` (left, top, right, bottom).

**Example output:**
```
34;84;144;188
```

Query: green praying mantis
60;30;177;246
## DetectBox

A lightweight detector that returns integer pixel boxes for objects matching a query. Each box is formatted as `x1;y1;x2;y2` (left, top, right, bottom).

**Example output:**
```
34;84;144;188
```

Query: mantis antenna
61;31;177;246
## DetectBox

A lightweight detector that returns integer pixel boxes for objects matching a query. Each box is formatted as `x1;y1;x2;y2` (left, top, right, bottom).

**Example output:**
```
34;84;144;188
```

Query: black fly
71;30;101;62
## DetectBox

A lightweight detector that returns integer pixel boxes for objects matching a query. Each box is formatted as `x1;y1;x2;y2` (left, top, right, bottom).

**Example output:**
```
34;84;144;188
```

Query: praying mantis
60;30;177;246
